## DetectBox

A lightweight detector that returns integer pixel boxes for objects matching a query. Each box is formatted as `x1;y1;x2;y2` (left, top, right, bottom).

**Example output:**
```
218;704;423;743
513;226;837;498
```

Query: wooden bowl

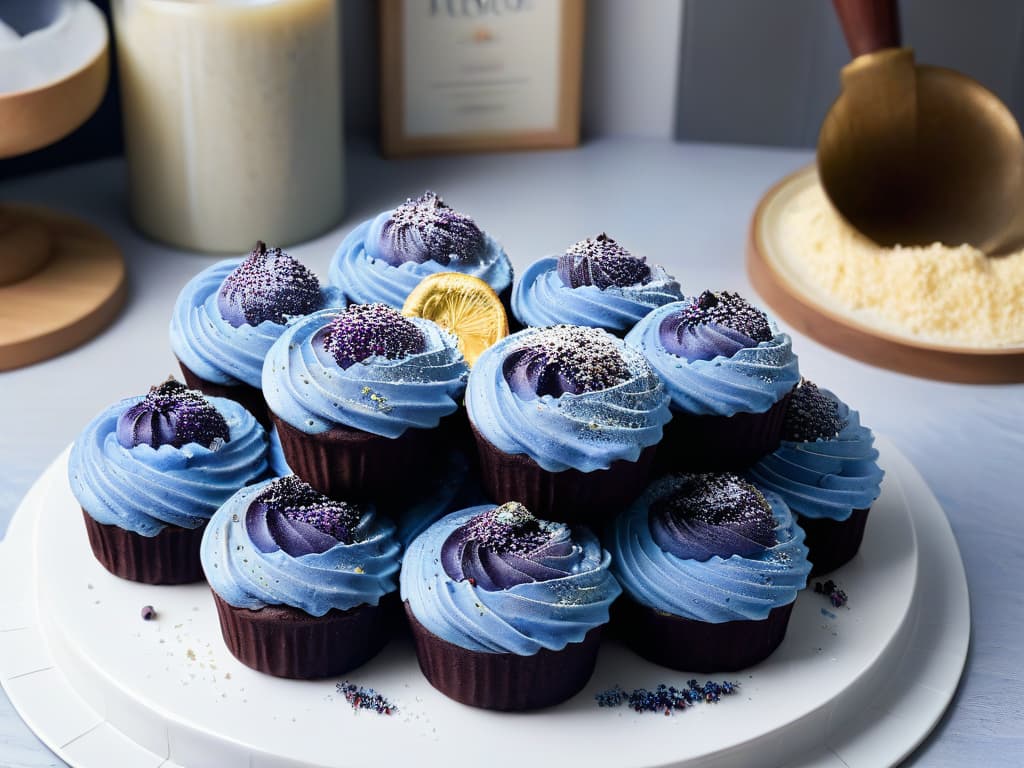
747;166;1024;384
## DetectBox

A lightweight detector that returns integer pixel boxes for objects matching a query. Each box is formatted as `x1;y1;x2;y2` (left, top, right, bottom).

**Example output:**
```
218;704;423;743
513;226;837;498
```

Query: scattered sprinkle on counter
596;680;739;714
337;682;397;715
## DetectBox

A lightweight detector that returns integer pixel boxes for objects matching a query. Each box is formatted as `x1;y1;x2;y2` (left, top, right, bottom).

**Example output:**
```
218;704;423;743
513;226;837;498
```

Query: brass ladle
818;0;1024;253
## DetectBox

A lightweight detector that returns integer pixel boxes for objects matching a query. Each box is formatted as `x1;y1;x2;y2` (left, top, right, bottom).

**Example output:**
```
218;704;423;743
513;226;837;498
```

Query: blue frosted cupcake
202;475;401;679
608;472;811;671
747;381;884;575
170;241;344;425
512;234;683;335
263;303;468;502
328;191;513;309
466;324;672;524
402;502;621;710
626;290;801;471
68;379;269;584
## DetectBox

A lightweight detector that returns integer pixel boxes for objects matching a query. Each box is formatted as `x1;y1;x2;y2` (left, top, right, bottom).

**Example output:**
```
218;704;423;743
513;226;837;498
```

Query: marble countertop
1;139;1021;767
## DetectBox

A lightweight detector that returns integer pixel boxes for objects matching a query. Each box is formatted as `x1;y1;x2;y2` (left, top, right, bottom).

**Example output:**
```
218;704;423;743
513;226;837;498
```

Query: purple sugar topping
783;381;846;442
658;291;772;362
246;476;363;557
116;378;229;450
440;503;575;591
319;303;426;369
556;233;652;290
376;191;486;267
502;325;631;399
216;241;322;328
649;473;777;562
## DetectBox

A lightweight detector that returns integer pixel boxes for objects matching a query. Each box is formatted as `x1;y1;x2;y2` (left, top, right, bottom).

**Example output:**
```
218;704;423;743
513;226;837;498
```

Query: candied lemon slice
403;272;508;366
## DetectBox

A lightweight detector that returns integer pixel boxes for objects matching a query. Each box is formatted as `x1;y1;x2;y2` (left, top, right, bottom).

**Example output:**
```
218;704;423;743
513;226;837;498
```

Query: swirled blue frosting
512;238;682;333
170;256;344;388
747;383;884;521
394;450;486;551
267;426;291;476
608;475;810;622
262;307;468;437
401;504;622;654
202;477;400;615
328;193;513;308
466;325;671;473
625;298;800;417
69;393;269;536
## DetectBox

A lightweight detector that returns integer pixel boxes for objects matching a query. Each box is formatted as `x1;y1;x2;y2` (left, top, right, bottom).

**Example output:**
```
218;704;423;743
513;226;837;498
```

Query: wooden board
0;206;126;372
747;166;1024;384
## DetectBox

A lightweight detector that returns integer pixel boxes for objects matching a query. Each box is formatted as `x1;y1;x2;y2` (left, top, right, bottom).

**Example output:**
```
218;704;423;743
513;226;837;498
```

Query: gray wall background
675;0;1024;147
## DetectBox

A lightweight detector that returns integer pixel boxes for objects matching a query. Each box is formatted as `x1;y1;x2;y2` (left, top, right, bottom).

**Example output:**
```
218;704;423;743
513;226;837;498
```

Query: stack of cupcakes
65;194;885;705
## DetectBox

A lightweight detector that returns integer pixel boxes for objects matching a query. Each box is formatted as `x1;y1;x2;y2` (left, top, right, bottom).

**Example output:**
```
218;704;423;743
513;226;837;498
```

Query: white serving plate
0;437;968;768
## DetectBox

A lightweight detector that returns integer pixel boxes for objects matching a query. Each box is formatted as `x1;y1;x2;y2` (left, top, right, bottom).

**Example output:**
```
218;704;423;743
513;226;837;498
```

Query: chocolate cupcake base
212;592;396;680
82;509;206;584
178;360;270;428
471;423;656;526
799;508;871;576
273;415;444;504
657;392;792;473
615;597;795;672
405;603;602;711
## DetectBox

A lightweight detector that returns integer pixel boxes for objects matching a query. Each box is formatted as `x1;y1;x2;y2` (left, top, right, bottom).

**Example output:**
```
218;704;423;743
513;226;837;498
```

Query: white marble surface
0;139;1021;767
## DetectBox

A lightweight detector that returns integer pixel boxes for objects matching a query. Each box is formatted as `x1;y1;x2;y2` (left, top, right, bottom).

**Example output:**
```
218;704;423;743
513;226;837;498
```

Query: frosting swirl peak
557;234;651;289
116;379;229;450
217;241;322;328
440;503;579;590
502;325;631;399
246;476;363;556
318;303;426;369
375;191;486;267
659;291;772;362
649;473;777;561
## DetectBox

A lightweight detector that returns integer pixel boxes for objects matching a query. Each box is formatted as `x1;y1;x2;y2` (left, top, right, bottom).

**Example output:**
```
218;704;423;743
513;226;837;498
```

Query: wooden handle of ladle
833;0;901;58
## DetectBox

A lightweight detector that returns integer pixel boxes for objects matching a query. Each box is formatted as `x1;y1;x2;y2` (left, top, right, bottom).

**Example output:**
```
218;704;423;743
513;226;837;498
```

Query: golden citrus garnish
402;272;508;366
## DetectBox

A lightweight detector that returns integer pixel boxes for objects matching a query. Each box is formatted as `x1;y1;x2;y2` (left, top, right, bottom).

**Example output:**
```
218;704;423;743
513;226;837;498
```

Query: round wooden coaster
747;166;1024;384
0;205;126;371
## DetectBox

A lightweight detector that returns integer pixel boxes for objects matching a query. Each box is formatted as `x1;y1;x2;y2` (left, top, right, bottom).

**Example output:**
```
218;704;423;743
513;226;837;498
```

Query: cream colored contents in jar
113;0;342;253
781;183;1024;347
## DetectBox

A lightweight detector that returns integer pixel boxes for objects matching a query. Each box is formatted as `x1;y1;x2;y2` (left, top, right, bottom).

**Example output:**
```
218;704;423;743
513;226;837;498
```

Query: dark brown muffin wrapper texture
178;360;271;428
81;509;206;585
212;591;396;680
470;423;656;526
405;602;603;711
272;414;446;504
799;507;870;576
614;596;795;672
656;391;793;473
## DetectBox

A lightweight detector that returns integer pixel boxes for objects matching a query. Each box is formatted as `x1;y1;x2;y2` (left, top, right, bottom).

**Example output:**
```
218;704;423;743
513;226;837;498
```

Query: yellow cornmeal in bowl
780;183;1024;348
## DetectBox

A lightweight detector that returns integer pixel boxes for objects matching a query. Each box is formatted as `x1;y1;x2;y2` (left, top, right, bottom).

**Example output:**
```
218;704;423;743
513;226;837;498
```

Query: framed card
380;0;585;156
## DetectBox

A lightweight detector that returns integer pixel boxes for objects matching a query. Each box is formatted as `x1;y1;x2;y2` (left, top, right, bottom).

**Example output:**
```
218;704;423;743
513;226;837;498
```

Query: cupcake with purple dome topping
263;303;468;502
401;502;621;710
512;234;683;335
328;191;513;310
625;290;800;471
170;241;344;425
68;379;269;584
202;475;401;679
466;324;672;524
607;473;810;671
747;381;884;574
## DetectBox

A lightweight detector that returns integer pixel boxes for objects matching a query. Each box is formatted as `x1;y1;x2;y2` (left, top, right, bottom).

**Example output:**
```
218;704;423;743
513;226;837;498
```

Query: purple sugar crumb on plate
502;325;631;399
556;233;652;289
140;605;157;621
783;381;846;442
320;303;426;369
116;378;229;450
217;241;321;328
337;681;397;715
